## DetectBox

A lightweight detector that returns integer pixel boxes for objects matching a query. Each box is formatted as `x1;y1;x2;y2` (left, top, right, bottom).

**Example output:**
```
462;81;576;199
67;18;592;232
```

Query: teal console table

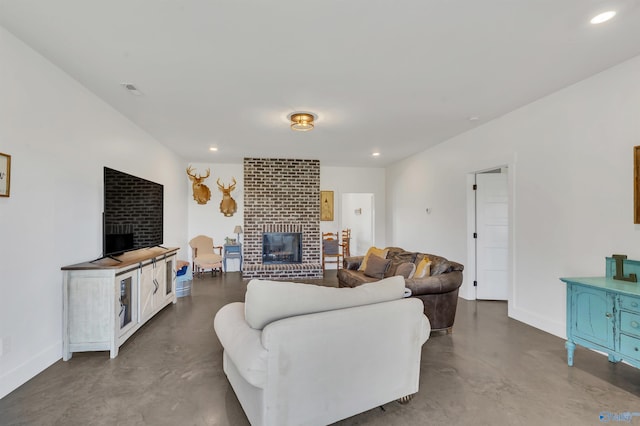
223;243;242;272
561;257;640;368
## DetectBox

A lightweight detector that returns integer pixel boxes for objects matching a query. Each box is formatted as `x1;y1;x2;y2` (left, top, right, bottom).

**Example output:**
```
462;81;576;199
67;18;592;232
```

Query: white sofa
213;276;430;426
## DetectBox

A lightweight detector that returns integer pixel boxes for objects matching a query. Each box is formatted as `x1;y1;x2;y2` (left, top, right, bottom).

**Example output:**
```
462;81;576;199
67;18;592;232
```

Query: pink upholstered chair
189;235;223;277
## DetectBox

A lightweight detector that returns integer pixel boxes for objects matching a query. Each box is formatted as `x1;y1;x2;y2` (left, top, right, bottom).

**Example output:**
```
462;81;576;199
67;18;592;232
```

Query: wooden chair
189;235;223;277
341;228;351;257
322;232;343;269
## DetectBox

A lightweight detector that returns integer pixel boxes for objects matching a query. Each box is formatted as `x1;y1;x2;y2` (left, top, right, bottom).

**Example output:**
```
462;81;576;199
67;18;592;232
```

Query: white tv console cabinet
61;247;178;360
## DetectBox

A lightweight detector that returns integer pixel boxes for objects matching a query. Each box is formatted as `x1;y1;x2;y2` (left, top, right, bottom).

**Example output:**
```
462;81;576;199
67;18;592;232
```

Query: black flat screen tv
103;167;163;257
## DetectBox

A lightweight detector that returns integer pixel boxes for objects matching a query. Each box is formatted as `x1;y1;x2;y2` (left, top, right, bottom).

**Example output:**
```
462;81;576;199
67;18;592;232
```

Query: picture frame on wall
0;152;10;197
635;146;640;224
321;190;334;221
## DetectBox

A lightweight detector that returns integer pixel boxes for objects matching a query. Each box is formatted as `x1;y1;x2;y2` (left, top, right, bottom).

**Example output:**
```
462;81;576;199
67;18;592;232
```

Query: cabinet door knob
605;312;612;318
632;321;639;328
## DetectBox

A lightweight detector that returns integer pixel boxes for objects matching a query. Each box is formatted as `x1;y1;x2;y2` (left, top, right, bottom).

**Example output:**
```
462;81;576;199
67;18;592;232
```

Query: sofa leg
397;394;415;404
446;327;453;334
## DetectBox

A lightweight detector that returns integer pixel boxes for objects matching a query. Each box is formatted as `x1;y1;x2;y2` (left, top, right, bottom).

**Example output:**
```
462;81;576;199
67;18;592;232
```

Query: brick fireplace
242;158;323;279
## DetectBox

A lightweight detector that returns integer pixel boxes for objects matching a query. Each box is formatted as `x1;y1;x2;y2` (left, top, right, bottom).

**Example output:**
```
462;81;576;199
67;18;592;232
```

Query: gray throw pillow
431;260;453;276
395;262;416;279
363;254;391;279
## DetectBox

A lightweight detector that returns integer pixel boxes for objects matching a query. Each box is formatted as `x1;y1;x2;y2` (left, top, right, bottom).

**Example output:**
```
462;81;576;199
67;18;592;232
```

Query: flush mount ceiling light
591;11;616;24
289;112;315;131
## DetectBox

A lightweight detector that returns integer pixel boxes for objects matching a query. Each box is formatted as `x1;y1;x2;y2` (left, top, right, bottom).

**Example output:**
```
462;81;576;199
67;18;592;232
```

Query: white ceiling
1;0;640;166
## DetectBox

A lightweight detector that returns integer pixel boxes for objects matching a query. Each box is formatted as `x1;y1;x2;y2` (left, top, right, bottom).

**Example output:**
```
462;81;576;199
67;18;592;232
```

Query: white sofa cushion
244;275;405;330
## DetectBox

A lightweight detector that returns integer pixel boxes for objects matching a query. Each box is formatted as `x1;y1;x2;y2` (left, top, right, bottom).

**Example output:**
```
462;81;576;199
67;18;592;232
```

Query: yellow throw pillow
358;247;389;271
413;257;431;279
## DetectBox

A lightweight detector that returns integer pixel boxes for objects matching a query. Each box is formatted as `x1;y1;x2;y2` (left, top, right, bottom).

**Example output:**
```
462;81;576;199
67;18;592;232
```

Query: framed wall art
0;152;10;197
321;190;334;221
635;146;640;223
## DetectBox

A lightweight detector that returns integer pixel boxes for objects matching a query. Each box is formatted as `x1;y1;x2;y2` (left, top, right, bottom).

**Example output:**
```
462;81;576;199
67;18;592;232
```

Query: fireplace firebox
262;232;302;264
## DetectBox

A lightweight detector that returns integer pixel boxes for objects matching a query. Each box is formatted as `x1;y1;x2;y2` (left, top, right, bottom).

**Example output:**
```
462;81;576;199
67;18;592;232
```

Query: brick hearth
243;158;323;279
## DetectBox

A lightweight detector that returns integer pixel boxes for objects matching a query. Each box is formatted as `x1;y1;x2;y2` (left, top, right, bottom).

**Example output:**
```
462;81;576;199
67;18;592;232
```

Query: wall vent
121;83;142;96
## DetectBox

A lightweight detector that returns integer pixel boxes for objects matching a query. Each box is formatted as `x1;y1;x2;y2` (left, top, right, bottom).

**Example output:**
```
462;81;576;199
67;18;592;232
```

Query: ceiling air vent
121;83;143;96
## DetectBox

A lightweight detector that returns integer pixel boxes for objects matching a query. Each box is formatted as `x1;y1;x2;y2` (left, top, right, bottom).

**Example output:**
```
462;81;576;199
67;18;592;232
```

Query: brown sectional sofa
337;247;464;332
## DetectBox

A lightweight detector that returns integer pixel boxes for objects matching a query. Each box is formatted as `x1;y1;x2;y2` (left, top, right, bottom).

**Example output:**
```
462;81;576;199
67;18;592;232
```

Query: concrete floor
1;272;640;426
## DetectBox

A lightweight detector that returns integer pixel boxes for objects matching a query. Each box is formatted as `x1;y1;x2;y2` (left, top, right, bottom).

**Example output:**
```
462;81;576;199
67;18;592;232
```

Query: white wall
342;193;374;256
0;27;188;398
187;162;244;271
185;164;386;270
387;54;640;339
320;166;386;266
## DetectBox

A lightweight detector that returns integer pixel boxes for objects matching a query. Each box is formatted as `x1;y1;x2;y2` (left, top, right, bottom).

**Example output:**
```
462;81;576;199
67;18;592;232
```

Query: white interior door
476;172;508;300
341;193;374;256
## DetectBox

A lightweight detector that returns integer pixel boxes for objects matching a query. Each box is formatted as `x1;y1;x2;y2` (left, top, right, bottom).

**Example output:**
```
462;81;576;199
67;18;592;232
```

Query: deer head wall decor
217;177;237;217
186;166;212;205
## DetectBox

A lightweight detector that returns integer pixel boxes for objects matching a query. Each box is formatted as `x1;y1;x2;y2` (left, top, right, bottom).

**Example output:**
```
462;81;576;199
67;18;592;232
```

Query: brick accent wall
243;158;322;279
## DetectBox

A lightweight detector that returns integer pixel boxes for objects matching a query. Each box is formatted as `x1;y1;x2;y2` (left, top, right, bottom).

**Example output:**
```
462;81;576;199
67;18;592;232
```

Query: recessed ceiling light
372;152;380;157
121;83;143;96
469;116;480;121
209;147;218;152
590;11;616;24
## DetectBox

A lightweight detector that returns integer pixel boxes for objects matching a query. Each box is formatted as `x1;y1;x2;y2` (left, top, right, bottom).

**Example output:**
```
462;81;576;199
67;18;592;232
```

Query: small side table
223;243;243;272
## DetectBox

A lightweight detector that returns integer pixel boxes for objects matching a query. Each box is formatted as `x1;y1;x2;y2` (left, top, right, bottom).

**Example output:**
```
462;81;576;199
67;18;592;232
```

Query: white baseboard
509;305;566;340
0;342;61;399
458;282;476;300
